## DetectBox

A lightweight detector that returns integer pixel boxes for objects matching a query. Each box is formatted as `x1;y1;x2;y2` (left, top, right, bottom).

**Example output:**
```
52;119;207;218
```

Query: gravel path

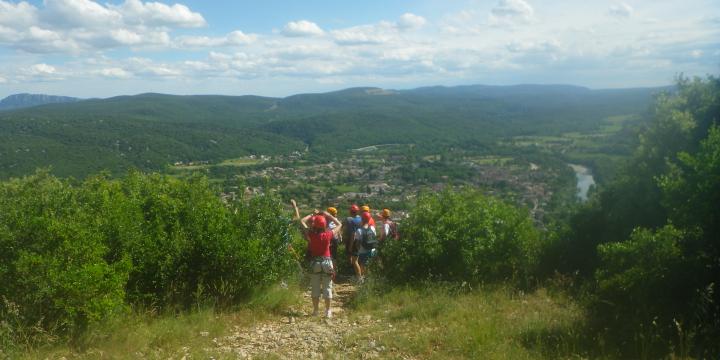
206;277;394;359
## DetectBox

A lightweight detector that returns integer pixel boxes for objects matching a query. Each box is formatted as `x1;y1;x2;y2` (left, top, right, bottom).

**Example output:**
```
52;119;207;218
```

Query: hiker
351;211;378;283
360;205;376;226
326;206;341;270
299;209;342;318
379;208;399;243
343;204;362;276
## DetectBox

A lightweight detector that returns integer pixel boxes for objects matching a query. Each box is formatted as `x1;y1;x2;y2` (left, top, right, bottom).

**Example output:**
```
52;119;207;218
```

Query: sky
0;0;718;98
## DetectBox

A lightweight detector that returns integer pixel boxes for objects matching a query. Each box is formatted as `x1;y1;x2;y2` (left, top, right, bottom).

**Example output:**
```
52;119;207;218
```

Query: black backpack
360;227;379;250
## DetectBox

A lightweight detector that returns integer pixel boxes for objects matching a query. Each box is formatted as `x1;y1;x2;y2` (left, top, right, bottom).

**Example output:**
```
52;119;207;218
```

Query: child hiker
293;200;342;318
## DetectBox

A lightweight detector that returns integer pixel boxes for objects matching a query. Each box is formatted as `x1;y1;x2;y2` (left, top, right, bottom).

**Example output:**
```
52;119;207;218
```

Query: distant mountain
0;93;81;110
0;84;667;179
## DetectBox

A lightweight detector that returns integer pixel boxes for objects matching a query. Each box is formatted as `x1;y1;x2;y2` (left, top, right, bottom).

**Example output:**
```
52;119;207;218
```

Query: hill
0;84;666;179
0;93;81;111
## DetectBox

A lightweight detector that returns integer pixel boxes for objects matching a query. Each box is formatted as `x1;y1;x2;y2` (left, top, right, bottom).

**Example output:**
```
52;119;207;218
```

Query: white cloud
126;57;181;77
507;39;561;54
42;0;122;28
0;75;6;83
331;13;431;45
0;0;38;27
114;0;206;28
0;0;207;53
226;30;257;45
0;0;716;94
0;25;19;42
110;29;144;45
183;60;212;71
28;63;57;75
282;20;324;37
608;3;634;18
175;30;256;48
490;0;534;25
18;63;66;81
397;13;427;30
95;67;132;78
332;23;394;45
17;26;81;53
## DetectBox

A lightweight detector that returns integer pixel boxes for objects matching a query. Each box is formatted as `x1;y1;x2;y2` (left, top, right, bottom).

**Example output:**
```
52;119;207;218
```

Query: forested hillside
0;85;661;179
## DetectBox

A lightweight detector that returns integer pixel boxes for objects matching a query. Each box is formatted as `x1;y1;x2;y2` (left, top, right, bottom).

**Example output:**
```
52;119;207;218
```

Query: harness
309;256;335;279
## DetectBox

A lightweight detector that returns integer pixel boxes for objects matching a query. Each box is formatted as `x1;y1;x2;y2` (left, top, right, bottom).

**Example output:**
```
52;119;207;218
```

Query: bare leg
312;297;320;316
351;256;362;277
324;297;332;318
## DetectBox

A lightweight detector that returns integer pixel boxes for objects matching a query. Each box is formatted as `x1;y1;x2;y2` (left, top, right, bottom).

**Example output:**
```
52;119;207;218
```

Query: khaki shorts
310;272;333;299
310;257;334;299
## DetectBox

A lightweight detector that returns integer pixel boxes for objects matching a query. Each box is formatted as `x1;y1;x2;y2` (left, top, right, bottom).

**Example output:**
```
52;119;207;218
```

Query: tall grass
343;281;591;359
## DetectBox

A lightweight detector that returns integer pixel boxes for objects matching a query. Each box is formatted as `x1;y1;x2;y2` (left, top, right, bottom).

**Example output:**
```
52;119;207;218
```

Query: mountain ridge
0;93;81;111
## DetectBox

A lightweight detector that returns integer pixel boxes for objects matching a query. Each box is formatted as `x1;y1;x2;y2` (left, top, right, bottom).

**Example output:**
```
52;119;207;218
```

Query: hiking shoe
325;309;332;318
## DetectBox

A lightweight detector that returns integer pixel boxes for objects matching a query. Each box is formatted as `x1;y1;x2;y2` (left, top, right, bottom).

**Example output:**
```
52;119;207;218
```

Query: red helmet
312;215;327;230
350;204;360;213
361;211;372;223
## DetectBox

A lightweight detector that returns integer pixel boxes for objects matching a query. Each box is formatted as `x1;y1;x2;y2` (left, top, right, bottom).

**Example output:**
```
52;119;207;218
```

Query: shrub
590;225;700;356
380;188;541;286
0;171;129;339
0;170;296;343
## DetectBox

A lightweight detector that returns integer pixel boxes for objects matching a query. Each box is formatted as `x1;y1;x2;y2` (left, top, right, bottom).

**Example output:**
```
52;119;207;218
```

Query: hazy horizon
1;81;676;101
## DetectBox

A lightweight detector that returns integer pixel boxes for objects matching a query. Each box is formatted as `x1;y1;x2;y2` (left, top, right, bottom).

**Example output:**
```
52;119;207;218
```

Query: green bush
0;171;130;339
558;77;720;357
589;225;705;357
0;170;295;344
380;188;541;285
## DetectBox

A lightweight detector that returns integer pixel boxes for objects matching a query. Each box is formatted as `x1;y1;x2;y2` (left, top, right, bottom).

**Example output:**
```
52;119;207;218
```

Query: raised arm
300;213;313;230
290;199;301;221
323;211;342;235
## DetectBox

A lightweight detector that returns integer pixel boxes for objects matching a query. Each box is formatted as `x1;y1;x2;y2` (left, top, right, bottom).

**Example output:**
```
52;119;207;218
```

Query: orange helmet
381;208;391;218
327;207;337;216
361;205;370;212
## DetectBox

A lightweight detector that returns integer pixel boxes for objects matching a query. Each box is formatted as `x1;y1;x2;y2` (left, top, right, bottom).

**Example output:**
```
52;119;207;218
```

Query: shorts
309;257;334;299
310;272;333;299
330;238;339;259
358;249;376;266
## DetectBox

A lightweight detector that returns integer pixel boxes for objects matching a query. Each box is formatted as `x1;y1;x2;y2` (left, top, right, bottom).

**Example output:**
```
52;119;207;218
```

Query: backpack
387;221;400;240
343;217;358;239
360;227;379;250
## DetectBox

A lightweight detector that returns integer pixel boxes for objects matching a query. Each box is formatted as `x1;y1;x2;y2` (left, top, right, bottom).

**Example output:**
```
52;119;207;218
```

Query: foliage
591;226;691;352
0;170;295;346
0;171;130;339
545;75;720;357
379;188;541;285
555;76;719;277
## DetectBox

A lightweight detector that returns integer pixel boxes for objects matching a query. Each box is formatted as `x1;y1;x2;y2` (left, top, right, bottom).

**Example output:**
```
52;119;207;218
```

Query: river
568;164;595;202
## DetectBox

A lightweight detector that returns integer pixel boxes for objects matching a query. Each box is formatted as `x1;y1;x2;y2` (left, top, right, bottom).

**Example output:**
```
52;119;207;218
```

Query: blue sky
0;0;718;98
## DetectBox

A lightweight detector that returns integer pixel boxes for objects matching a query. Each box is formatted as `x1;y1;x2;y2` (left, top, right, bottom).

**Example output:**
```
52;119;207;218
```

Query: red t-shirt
308;230;333;257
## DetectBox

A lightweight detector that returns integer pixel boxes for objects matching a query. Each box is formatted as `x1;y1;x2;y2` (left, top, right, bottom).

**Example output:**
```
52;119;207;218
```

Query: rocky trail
204;276;396;359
